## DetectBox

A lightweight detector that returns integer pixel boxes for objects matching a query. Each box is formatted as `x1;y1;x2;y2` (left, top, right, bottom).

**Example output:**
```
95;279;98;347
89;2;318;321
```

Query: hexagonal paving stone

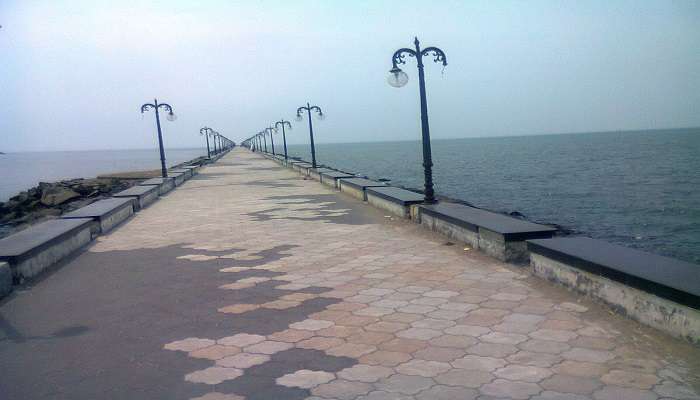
276;369;335;389
480;378;542;399
415;384;478;400
540;374;602;395
494;364;553;382
268;329;315;343
593;386;659;400
218;304;260;314
366;321;409;333
466;342;518;358
217;333;266;347
216;353;270;369
429;334;477;348
190;392;245;400
396;327;442;340
375;374;435;395
337;364;394;382
600;370;659;390
359;350;412;366
531;391;591;400
290;319;335;331
395;359;451;377
562;348;615;363
164;338;216;352
356;390;414;400
378;338;428;353
554;361;609;378
189;345;241;360
507;351;562;368
434;368;493;387
530;329;578;343
297;336;345;351
480;332;528;345
451;355;507;371
244;340;294;355
311;379;373;400
444;324;491;337
326;343;377;358
184;367;243;385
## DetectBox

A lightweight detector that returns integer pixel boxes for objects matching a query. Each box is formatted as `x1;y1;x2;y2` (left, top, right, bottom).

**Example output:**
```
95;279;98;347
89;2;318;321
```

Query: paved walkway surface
1;148;699;400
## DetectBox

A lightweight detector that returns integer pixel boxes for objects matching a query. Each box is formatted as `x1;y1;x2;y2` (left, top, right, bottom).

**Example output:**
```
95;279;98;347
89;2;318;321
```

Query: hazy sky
1;0;699;152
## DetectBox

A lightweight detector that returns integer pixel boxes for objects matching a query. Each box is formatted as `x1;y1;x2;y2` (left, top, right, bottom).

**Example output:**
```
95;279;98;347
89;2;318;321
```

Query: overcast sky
1;0;698;152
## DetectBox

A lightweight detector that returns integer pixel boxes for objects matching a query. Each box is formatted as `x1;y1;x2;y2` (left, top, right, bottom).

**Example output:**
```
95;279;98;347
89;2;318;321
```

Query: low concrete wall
531;252;700;344
339;182;367;201
14;223;93;281
99;204;134;233
420;212;479;249
171;174;186;186
367;194;410;218
0;262;11;298
139;190;159;209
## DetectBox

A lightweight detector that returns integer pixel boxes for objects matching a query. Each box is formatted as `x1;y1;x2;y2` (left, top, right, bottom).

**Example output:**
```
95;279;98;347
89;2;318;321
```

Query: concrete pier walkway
1;148;699;400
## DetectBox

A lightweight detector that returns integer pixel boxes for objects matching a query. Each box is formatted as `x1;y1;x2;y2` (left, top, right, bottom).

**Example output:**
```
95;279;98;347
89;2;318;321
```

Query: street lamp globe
295;113;303;122
166;111;177;121
316;112;325;121
387;67;409;88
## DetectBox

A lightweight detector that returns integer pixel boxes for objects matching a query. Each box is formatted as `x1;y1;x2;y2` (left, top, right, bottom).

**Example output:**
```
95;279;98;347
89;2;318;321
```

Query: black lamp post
141;99;177;178
296;102;324;168
260;131;268;153
387;37;447;204
265;126;276;156
275;119;292;161
200;127;213;158
213;131;220;155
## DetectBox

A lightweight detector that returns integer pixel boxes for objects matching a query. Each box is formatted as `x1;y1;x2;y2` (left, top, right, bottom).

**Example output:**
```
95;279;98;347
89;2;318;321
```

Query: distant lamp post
260;130;268;153
141;98;177;178
200;127;213;158
212;131;220;155
275;119;292;161
265;126;276;156
388;37;447;204
296;102;324;168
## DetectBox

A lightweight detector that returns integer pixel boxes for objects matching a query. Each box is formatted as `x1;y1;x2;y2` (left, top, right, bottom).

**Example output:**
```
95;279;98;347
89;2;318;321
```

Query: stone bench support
113;185;159;210
338;178;387;201
419;203;556;263
169;172;186;186
528;237;700;344
366;187;424;218
61;198;136;235
0;218;94;282
140;177;175;195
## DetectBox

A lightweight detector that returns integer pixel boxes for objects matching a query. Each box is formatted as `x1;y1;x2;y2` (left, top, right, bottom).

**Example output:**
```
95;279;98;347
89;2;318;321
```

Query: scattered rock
40;186;80;206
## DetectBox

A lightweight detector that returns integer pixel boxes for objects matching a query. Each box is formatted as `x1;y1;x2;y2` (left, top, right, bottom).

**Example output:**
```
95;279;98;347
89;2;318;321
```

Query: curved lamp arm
421;47;448;66
391;48;417;68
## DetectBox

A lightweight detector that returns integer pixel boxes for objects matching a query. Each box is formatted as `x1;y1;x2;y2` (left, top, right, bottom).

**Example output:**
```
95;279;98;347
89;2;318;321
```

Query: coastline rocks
40;186;80;206
0;177;137;238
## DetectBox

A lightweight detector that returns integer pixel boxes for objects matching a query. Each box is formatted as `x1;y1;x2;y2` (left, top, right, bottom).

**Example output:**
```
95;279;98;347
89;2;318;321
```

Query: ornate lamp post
265;126;276;156
200;127;213;158
296;102;324;168
212;131;220;155
274;119;292;161
388;37;447;204
141;99;177;178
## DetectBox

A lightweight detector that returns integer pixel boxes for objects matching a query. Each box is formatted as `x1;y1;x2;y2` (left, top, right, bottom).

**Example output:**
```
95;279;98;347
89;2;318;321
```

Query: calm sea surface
284;128;700;264
0;148;206;202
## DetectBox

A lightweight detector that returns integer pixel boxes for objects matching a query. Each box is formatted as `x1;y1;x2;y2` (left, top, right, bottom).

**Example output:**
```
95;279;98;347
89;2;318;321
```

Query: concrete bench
180;166;199;176
0;218;94;281
528;237;700;344
309;168;335;181
366;187;424;218
170;168;192;179
292;162;313;174
112;185;159;210
419;202;556;263
338;178;387;201
168;172;186;186
320;171;355;188
61;198;135;234
139;177;175;195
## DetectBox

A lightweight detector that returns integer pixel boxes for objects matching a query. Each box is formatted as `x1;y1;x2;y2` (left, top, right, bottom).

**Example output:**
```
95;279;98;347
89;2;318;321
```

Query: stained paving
1;148;699;400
